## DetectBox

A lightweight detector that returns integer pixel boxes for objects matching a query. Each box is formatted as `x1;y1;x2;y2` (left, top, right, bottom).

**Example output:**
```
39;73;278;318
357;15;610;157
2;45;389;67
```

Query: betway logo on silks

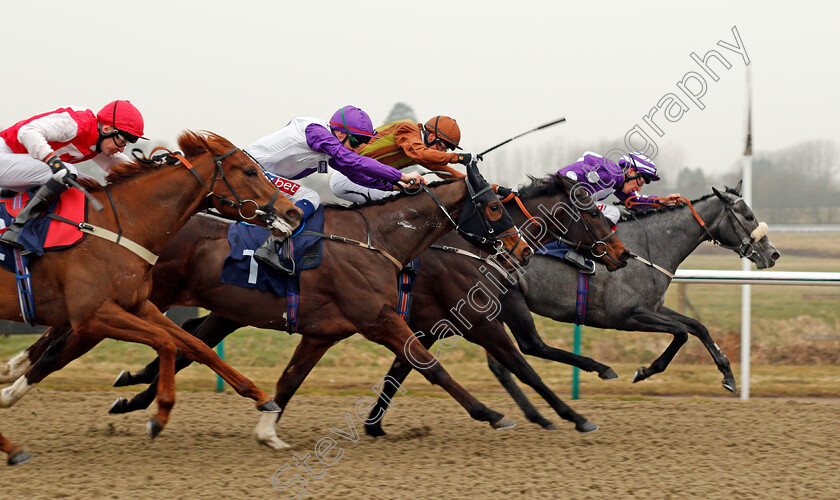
271;177;301;195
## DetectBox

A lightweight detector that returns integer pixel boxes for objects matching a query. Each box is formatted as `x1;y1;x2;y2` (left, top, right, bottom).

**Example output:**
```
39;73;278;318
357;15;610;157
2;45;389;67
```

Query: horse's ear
712;186;726;200
733;180;743;196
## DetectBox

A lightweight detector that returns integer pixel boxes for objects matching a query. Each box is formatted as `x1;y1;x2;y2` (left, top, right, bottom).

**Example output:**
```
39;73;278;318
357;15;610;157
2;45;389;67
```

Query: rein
500;191;617;264
628;195;765;278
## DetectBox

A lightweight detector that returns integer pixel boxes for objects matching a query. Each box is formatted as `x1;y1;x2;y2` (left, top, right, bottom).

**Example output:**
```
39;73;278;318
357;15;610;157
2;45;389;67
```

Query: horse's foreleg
253;335;336;449
72;301;178;437
0;431;32;466
113;315;214;387
624;310;689;383
364;357;417;437
500;291;617;379
137;304;276;412
110;314;243;415
364;306;513;430
486;353;556;429
660;307;737;393
478;327;597;433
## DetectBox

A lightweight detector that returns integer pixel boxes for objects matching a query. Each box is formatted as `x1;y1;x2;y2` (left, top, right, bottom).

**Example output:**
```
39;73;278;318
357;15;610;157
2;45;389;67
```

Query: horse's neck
362;182;466;266
92;162;212;254
517;192;575;245
620;197;724;272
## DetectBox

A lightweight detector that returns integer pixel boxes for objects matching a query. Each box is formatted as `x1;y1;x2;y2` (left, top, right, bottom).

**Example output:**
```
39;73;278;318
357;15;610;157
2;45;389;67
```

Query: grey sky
3;0;837;182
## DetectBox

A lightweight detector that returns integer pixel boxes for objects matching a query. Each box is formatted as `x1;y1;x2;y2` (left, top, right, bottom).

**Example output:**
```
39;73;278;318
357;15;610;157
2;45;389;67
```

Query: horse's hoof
632;367;647;383
108;397;130;414
490;417;516;430
257;436;291;450
599;368;619;380
365;425;386;438
257;400;282;413
7;449;33;466
576;420;599;434
543;423;559;431
147;418;164;439
112;370;132;387
722;377;737;393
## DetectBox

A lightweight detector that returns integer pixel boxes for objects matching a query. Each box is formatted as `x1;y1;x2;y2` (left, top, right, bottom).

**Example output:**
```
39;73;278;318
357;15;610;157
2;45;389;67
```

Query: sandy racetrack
2;390;839;498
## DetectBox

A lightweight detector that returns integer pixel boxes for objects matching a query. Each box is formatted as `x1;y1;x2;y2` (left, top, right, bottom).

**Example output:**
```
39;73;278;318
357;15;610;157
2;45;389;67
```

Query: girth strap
299;230;402;270
47;214;159;265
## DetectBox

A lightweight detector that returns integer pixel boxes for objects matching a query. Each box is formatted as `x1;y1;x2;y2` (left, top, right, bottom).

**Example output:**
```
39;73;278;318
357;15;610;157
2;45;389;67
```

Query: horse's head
178;131;301;237
513;175;629;271
709;181;780;269
452;162;532;266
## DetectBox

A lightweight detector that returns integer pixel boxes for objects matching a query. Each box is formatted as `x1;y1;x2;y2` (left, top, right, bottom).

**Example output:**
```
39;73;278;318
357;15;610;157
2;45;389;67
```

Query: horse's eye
745;212;754;221
485;201;503;221
245;169;258;177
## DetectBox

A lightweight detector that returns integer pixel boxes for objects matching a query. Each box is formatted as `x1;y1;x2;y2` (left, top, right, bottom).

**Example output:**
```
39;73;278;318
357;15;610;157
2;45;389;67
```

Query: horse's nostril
286;209;301;221
521;247;533;262
771;252;780;261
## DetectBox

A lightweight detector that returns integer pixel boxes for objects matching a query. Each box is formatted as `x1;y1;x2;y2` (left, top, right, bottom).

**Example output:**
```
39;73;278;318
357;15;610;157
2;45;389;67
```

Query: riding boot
563;248;596;275
253;236;296;275
0;179;68;250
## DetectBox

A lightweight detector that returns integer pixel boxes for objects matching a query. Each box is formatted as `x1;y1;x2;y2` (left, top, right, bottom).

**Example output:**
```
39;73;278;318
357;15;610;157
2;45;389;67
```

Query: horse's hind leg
0;432;32;466
254;335;336;449
0;332;102;409
363;307;512;430
486;353;556;430
500;290;617;379
0;327;73;383
660;307;737;392
110;314;243;415
476;325;597;433
624;310;689;383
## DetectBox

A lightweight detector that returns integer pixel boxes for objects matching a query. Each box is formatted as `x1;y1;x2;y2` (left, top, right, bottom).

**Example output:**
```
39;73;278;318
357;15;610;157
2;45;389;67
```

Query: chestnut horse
1;163;533;451
0;131;301;465
98;175;627;445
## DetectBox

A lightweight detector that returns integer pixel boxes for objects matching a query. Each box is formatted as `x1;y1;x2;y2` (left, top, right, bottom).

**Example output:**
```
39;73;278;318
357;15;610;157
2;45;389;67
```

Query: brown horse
1;163;534;451
0;131;301;465
80;175;626;446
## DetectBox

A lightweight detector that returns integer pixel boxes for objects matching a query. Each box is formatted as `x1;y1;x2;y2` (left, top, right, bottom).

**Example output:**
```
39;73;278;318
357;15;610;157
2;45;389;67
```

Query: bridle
136;146;280;222
499;183;623;268
410;178;526;263
677;195;763;259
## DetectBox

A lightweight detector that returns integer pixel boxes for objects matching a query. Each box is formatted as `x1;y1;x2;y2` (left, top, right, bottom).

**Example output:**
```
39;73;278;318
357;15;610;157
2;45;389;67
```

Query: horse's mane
76;130;233;192
516;174;574;200
617;185;740;222
324;178;460;211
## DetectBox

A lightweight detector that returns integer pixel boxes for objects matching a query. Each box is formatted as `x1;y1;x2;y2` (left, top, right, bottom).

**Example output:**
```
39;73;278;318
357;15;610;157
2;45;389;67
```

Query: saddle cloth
221;205;325;296
0;188;87;272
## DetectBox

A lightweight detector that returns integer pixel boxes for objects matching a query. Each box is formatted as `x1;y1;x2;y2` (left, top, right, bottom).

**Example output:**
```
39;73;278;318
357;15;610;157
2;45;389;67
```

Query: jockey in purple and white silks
554;151;681;273
247;105;426;274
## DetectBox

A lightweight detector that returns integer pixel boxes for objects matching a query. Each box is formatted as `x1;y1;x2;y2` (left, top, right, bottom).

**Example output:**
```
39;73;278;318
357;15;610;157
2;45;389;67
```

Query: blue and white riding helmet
619;151;659;183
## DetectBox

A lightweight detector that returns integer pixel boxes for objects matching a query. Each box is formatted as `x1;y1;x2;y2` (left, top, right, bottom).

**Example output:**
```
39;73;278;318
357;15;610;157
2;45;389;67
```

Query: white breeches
0;139;78;191
330;171;396;204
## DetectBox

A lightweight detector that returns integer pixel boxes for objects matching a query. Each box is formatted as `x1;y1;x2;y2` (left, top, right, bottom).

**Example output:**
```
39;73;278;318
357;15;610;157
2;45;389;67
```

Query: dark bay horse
105;174;630;445
1;163;534;450
368;183;780;433
0;131;301;465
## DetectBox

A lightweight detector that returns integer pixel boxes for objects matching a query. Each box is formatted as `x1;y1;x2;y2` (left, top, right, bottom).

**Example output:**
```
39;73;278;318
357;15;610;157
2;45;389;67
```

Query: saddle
0;188;87;271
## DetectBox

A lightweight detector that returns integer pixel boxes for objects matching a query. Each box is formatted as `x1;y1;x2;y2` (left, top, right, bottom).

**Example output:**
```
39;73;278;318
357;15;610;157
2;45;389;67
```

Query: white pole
741;154;752;401
740;65;753;401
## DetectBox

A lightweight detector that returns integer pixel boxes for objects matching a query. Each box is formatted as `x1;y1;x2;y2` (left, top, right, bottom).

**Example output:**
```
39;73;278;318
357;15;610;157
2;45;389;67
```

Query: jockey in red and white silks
0;101;146;248
0;102;143;191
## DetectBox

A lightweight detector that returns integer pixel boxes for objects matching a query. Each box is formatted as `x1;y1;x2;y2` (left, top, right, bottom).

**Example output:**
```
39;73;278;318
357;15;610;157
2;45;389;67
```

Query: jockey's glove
456;153;478;166
44;154;77;184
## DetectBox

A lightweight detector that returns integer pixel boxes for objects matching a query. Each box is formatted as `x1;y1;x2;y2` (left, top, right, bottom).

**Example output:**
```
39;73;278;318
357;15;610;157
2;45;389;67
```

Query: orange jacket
353;120;465;178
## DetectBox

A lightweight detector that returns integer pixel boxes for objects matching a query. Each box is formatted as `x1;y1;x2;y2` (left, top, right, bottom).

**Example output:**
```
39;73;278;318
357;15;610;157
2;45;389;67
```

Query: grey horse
361;182;780;434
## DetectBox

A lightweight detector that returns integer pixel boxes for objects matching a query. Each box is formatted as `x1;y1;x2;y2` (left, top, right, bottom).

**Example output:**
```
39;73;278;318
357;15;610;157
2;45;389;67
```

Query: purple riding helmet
328;105;377;138
619;151;659;183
